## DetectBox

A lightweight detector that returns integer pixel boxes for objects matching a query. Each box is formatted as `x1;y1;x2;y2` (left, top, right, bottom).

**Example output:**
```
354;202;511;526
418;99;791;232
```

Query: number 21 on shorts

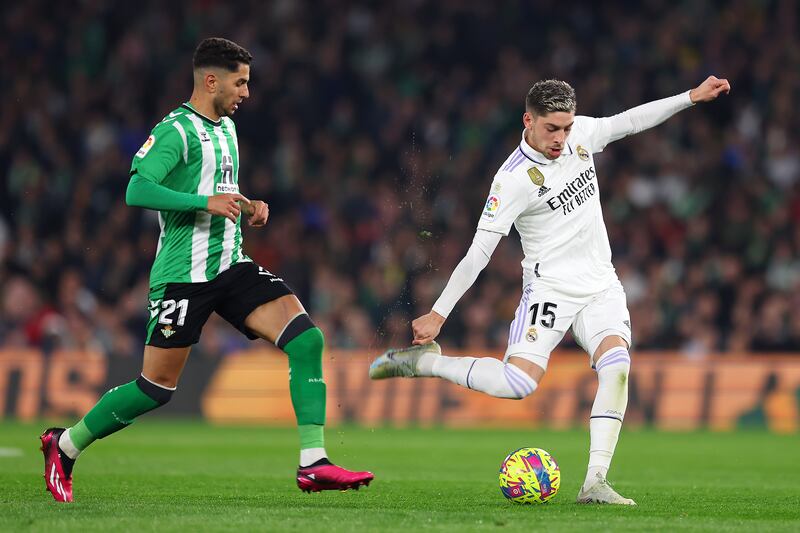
158;299;189;326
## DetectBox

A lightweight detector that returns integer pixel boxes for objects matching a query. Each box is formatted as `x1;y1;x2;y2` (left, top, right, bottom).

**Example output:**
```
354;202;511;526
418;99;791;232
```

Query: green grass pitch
1;421;799;532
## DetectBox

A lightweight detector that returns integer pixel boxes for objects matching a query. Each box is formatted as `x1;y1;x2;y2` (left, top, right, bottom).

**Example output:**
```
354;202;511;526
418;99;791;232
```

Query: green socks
61;320;327;460
66;420;95;450
66;376;173;452
298;425;325;450
282;326;327;450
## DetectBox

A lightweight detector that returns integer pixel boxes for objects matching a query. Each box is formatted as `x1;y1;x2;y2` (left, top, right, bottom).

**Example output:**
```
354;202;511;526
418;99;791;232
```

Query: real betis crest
527;167;545;186
161;325;176;338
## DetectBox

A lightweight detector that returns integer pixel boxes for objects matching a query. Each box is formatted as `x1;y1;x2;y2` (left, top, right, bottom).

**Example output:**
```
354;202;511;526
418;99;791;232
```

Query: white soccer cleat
368;342;441;379
576;473;637;505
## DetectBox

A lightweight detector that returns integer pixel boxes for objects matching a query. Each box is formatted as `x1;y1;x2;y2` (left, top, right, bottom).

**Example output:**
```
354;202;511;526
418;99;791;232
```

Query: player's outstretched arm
588;75;731;150
412;229;502;345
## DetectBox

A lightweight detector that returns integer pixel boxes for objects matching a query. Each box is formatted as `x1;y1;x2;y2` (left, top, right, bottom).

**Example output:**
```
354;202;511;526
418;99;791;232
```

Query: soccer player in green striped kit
40;38;373;503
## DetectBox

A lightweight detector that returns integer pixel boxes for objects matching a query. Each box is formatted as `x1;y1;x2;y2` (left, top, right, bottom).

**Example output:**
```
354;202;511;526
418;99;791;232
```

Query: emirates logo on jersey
546;166;597;216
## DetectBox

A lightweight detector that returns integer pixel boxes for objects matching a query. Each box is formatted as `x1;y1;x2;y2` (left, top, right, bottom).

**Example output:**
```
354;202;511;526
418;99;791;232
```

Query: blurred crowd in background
2;0;800;358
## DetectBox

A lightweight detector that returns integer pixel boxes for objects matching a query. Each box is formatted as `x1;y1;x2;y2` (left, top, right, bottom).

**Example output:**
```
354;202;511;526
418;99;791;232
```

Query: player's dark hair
525;79;577;116
193;38;252;72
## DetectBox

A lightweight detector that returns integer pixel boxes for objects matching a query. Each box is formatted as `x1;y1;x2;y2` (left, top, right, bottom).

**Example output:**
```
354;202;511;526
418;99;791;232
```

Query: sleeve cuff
431;304;450;320
193;195;209;210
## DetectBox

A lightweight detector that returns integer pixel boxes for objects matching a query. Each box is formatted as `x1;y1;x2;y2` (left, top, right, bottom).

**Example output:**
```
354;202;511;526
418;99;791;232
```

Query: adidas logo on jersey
538;186;550;197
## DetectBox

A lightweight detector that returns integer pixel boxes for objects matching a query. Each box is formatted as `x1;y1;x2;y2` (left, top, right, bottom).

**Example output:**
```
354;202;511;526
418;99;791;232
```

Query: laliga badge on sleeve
481;195;501;221
136;135;156;158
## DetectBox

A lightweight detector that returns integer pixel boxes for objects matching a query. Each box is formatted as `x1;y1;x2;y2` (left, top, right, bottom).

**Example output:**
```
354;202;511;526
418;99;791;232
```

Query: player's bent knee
499;362;539;400
136;374;175;405
594;346;631;384
276;313;322;356
506;356;547;383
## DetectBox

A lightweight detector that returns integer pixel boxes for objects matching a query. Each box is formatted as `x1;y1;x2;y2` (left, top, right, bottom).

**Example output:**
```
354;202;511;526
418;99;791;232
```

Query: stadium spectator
2;0;799;355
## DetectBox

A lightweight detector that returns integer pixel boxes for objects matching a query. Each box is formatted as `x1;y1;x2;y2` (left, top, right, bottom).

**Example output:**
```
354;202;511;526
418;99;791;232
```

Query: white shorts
503;279;632;370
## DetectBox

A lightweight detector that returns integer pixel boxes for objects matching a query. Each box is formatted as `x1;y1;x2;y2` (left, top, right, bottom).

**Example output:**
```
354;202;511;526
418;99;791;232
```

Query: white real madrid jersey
431;91;694;318
477;117;621;296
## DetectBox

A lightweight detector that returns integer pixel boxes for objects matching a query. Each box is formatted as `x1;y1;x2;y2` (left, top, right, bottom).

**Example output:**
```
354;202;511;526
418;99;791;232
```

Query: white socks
418;353;537;399
58;429;81;460
584;346;631;488
300;447;327;467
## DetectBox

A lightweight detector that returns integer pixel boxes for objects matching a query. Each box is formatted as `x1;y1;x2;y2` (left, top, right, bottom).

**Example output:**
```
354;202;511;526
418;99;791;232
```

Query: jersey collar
518;130;574;166
182;102;222;126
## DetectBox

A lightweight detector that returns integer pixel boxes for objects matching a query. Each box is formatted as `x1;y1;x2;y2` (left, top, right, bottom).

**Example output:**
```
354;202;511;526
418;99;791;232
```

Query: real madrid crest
527;167;545;187
577;145;589;161
525;326;538;342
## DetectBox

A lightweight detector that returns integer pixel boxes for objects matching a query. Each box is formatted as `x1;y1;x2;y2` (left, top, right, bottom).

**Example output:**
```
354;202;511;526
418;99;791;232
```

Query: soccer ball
499;447;561;504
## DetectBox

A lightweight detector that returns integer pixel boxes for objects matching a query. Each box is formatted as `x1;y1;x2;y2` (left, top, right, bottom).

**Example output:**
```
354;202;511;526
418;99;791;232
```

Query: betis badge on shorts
161;325;175;338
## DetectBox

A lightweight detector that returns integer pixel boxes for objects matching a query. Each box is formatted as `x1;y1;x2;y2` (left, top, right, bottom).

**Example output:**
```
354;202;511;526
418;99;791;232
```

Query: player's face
523;111;574;159
213;63;250;117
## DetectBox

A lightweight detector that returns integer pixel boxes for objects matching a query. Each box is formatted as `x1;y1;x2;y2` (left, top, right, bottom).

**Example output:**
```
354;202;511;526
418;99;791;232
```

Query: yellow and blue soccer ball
499;447;560;504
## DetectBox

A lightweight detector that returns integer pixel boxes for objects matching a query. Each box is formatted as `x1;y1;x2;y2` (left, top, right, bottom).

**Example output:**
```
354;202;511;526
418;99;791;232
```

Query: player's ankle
299;447;328;467
584;466;608;489
58;429;81;460
300;457;332;469
416;352;438;375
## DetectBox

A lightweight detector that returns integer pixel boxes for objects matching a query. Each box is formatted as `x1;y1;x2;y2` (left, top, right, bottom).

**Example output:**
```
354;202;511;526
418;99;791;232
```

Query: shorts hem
586;328;632;363
145;340;198;349
225;286;294;340
503;349;550;371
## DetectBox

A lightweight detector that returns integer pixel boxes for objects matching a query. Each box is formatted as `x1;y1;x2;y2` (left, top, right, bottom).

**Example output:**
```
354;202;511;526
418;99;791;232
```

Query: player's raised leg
370;292;561;399
576;335;636;505
41;345;185;503
242;294;373;492
369;342;543;400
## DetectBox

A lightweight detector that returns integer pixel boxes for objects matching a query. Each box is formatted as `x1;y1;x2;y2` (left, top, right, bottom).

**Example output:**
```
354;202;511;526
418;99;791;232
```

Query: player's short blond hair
525;80;576;116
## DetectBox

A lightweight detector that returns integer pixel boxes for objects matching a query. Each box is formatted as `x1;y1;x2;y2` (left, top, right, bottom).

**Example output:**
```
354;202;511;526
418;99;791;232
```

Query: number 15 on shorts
529;302;557;328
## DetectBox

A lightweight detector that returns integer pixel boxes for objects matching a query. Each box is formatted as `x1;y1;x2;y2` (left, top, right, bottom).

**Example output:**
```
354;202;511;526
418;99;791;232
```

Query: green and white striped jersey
130;103;250;289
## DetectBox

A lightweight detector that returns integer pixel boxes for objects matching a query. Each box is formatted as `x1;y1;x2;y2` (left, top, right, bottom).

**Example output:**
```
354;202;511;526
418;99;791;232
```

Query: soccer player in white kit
370;75;730;504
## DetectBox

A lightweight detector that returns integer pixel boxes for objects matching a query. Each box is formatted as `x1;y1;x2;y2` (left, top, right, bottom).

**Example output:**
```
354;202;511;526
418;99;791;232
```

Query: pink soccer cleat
40;427;74;503
296;460;374;493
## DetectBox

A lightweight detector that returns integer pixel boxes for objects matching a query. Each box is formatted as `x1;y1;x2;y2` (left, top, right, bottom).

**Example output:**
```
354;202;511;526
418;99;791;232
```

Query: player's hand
244;200;269;227
206;193;251;223
689;75;731;103
412;311;446;345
